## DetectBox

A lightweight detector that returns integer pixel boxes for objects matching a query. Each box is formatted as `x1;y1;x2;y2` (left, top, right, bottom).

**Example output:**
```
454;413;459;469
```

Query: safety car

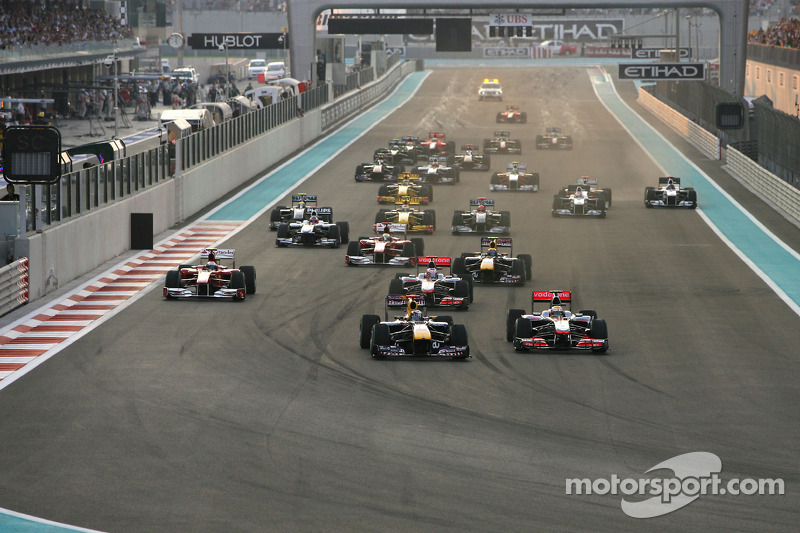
275;212;349;247
451;198;510;235
490;162;539;192
644;177;698;208
345;230;424;267
163;248;256;301
388;257;472;310
506;290;608;353
496;105;527;123
453;237;531;285
377;174;433;204
374;201;436;234
359;297;470;359
483;131;522;154
452;144;491;171
415;156;460;184
551;183;607;218
535;127;573;150
478;78;503;101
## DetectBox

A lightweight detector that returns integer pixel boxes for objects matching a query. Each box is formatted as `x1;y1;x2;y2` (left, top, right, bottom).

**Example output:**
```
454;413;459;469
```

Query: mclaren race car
377;173;433;204
506;290;608;353
269;194;332;230
535;127;573;150
345;231;424;267
275;212;349;247
490;162;539;192
556;177;612;209
644;177;698;208
551;184;607;218
452;144;491;171
388;257;472;310
354;158;404;182
415;156;460;184
496;105;527;123
374;202;436;234
163;248;256;301
453;237;531;286
359;297;470;359
451;198;510;235
483;131;522;154
417;132;456;160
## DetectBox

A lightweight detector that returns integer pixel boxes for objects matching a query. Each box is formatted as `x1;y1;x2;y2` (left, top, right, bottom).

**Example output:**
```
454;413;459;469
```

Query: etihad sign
618;63;706;80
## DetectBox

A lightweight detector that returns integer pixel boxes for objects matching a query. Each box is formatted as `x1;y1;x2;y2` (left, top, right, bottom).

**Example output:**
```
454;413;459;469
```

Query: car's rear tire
688;189;698;209
229;271;246;300
336;221;350;244
371;324;392;358
410;238;424;257
645;187;656;208
388;277;404;296
423;209;436;229
514;317;533;350
165;270;181;293
499;210;511;228
590;319;609;353
507;309;525;342
451;210;464;230
240;265;256;294
452;256;466;276
346;240;360;259
328;224;341;248
269;209;282;230
360;314;381;349
276;223;289;246
437;315;454;326
517;254;532;281
511;258;525;285
375;210;388;224
401;242;416;258
450;324;469;359
377;184;392;197
453;280;470;309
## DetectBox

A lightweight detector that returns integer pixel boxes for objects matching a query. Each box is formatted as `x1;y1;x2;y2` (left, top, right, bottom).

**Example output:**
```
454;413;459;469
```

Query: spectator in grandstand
748;16;800;48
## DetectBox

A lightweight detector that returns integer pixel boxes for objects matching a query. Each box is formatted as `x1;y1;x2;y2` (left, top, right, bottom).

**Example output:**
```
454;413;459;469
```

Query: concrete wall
744;60;800;117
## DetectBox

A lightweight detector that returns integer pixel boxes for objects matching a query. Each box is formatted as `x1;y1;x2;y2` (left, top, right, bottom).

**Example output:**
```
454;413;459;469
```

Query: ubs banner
187;33;285;50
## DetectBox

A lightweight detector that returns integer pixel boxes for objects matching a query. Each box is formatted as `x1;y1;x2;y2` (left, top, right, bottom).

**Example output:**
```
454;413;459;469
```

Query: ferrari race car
556;177;612;209
483;131;522;154
377;174;433;204
275;212;350;247
451;198;510;235
269;194;331;230
417;132;456;160
354;158;404;182
506;290;608;353
490;162;539;192
163;248;256;301
551;184;607;218
375;203;436;234
535;127;573;150
496;105;527;123
359;297;470;359
478;78;503;101
452;144;491;171
453;237;531;286
415;156;460;184
345;231;424;267
644;177;698;208
388;257;472;310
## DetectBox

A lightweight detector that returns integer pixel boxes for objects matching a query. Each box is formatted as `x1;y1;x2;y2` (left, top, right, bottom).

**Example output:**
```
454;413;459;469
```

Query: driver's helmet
309;215;319;224
381;232;392;242
477;205;486;213
512;163;519;171
550;306;565;319
487;248;497;257
206;261;218;271
297;201;305;209
425;267;437;280
410;310;423;322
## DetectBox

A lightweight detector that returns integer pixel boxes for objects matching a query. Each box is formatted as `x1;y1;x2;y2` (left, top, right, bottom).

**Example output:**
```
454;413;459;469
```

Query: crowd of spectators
183;0;284;11
0;0;132;50
748;16;800;47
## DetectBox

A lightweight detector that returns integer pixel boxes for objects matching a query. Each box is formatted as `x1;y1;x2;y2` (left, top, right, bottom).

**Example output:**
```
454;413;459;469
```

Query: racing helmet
487;248;497;257
410;310;423;321
309;215;319;224
381;231;392;242
550;306;564;319
425;267;437;280
477;204;486;213
206;261;218;271
297;201;306;209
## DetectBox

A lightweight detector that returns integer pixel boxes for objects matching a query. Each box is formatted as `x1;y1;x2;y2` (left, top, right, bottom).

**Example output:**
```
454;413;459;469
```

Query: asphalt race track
0;66;798;532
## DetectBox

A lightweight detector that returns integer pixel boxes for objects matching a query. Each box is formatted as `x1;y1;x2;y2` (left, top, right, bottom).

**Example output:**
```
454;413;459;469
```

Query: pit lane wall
19;61;416;302
636;87;800;225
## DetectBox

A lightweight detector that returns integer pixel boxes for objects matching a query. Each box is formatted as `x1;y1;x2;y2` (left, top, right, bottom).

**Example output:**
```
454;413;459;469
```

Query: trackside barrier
637;88;720;160
0;258;29;317
726;147;800;225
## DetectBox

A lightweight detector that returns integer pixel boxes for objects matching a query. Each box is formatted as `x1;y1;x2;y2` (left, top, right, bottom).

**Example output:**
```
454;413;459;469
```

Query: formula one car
496;105;527;123
345;230;425;267
163;248;256;301
535;127;573;150
275;212;349;247
417;132;455;160
452;144;491;171
483;131;522;154
377;173;433;204
478;78;503;101
506;290;608;353
375;202;436;234
377;142;418;165
551;183;607;218
644;177;698;208
490;162;539;192
453;237;532;285
359;297;470;359
415;156;460;184
451;198;510;235
354;158;404;182
556;177;612;209
388;257;472;310
269;194;333;230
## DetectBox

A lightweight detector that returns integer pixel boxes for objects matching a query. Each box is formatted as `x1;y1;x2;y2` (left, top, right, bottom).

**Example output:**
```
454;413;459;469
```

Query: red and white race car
163;248;256;301
345;230;425;267
496;105;527;123
417;132;455;159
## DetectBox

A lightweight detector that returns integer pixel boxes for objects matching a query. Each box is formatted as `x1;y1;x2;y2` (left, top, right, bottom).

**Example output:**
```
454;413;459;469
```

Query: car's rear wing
428;131;446;139
470;198;495;207
546;127;562;134
417;256;452;273
201;248;234;259
531;290;572;312
658;177;681;186
506;162;527;170
576;176;598;186
427;155;448;164
461;144;480;151
385;294;427;315
480;237;512;249
398;172;421;181
506;105;519;110
292;194;317;206
494;130;511;137
374;222;407;234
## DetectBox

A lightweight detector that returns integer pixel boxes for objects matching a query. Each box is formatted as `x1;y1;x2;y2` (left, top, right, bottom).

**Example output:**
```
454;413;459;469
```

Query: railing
0;258;29;317
637;89;720;160
0;38;140;62
727;147;800;225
